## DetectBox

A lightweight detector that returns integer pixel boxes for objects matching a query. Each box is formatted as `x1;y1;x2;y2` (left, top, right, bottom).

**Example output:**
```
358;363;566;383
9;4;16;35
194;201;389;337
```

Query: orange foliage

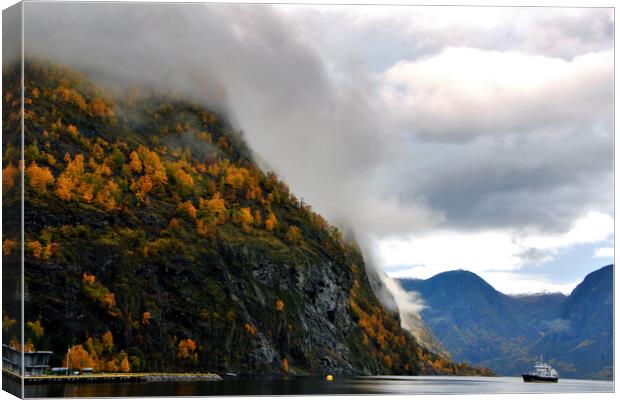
177;338;198;363
64;345;93;371
54;86;88;110
225;165;249;190
55;175;74;201
196;219;216;238
178;201;197;219
265;212;278;232
102;331;114;352
103;293;116;309
90;98;113;117
244;323;257;336
2;163;19;190
94;180;119;211
275;299;285;311
66;124;79;136
131;175;154;202
129;151;143;173
23;341;36;352
82;272;96;285
26;240;58;260
26;162;55;192
3;239;17;256
119;353;130;372
281;358;289;373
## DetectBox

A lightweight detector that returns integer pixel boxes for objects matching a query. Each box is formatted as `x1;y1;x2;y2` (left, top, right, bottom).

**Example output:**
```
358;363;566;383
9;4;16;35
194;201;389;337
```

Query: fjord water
20;376;613;397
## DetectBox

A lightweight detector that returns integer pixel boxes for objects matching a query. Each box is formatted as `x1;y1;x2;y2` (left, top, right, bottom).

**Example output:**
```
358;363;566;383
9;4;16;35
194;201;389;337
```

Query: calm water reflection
11;375;614;398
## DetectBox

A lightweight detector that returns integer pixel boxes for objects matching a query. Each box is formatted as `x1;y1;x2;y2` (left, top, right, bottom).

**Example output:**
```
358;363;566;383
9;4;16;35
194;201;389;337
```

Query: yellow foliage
26;320;45;338
3;316;17;333
23;341;36;352
285;226;303;245
92;143;105;160
26;162;55;192
64;345;93;371
129;151;143;173
54;86;88;111
225;165;249;190
203;192;228;224
236;207;254;232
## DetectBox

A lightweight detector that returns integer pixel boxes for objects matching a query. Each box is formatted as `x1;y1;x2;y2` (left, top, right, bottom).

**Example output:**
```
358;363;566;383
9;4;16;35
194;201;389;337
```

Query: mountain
2;60;490;377
399;265;613;379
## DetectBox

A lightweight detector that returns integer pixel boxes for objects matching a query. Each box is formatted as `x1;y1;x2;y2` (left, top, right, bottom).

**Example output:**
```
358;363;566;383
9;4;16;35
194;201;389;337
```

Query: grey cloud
389;122;613;233
21;3;613;273
22;2;405;237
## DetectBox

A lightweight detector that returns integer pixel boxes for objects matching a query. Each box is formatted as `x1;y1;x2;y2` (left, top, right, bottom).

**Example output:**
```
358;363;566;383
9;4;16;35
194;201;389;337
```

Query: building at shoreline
2;344;52;376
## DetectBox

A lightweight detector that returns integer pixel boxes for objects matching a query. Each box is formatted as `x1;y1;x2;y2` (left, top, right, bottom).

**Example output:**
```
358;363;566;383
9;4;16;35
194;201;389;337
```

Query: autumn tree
177;338;198;364
265;212;278;232
201;192;228;224
2;163;19;191
235;207;254;232
64;345;93;371
285;226;303;245
142;311;151;325
178;201;197;219
26;162;54;192
3;239;17;256
26;320;44;338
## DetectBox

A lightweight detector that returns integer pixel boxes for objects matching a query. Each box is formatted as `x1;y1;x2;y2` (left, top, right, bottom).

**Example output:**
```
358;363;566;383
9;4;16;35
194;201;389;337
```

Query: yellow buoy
326;374;334;381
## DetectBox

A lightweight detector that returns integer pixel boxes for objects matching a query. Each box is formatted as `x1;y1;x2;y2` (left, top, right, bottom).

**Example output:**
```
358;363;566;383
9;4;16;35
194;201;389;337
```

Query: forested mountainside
2;61;491;377
400;265;613;379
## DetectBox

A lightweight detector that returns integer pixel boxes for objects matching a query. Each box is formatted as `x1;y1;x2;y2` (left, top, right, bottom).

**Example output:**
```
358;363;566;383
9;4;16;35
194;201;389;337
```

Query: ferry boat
522;358;559;383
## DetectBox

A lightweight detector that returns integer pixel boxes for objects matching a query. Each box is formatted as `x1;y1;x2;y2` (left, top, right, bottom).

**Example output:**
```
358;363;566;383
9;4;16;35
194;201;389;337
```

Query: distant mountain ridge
399;265;613;379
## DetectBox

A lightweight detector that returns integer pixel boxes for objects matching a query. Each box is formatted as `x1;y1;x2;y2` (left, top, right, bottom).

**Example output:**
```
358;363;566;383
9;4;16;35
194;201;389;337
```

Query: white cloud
594;246;614;258
380;211;614;292
380;47;613;141
478;271;581;295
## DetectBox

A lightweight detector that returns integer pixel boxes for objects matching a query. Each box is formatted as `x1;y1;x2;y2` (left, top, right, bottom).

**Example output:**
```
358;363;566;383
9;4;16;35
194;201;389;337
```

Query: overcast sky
22;2;614;294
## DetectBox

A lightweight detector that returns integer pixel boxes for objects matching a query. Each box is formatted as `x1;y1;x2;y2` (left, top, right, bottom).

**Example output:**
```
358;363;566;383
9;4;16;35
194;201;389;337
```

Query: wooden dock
3;369;222;384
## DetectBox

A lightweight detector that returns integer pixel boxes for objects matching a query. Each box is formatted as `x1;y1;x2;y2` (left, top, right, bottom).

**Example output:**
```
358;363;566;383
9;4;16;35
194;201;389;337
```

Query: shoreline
2;369;222;385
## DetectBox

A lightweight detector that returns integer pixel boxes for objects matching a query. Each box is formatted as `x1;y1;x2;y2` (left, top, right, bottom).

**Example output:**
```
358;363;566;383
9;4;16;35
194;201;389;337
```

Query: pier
3;369;222;384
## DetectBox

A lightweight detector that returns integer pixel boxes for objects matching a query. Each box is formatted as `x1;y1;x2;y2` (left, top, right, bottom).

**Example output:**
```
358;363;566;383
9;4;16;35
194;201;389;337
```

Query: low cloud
21;3;613;296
